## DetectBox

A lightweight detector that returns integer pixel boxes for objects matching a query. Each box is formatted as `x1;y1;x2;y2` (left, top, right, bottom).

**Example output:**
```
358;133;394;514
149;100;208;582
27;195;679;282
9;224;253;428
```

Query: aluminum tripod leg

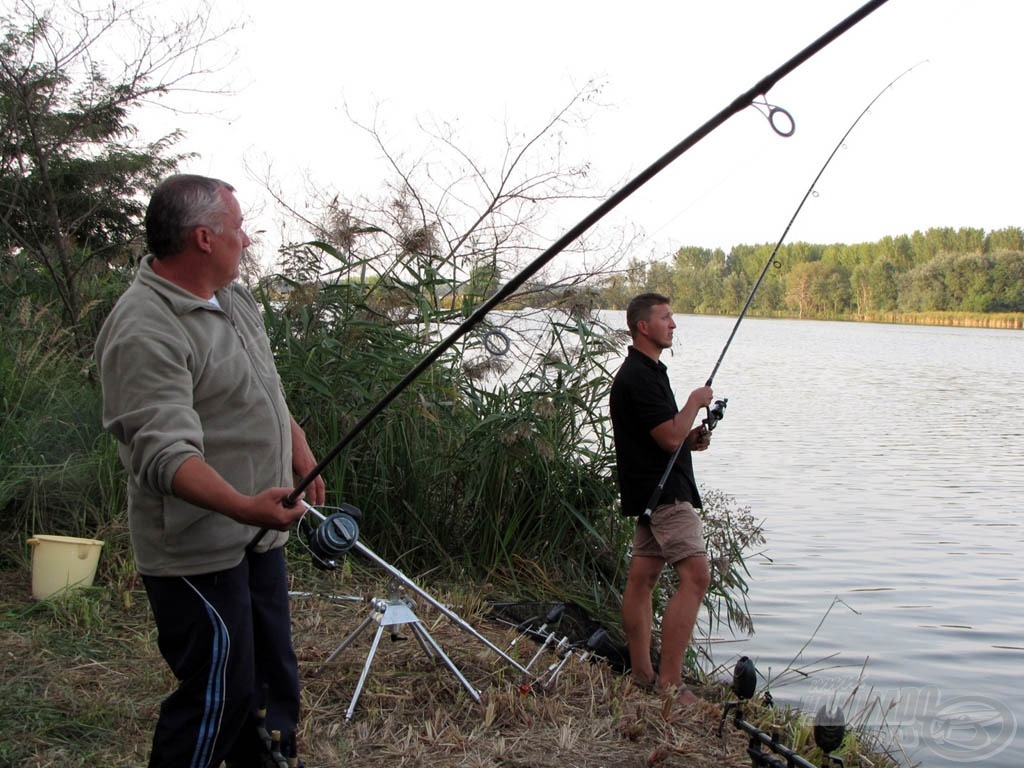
351;540;531;676
315;611;377;673
344;614;389;721
318;596;483;721
301;503;530;677
405;620;480;704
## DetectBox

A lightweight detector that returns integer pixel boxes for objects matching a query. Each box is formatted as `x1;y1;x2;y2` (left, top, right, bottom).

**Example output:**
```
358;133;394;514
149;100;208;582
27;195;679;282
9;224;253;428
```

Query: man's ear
192;225;214;254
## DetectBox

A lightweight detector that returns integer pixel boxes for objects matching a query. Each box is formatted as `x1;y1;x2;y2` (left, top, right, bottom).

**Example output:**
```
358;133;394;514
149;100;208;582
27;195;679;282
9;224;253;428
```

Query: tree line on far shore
596;227;1024;319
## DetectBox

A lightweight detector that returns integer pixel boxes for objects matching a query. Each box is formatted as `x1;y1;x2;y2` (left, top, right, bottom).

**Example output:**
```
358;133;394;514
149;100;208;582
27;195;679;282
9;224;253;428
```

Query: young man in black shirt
609;293;714;705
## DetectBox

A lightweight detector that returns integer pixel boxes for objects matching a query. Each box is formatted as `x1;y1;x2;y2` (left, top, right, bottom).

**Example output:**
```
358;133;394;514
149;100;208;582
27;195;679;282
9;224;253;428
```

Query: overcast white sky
139;0;1021;268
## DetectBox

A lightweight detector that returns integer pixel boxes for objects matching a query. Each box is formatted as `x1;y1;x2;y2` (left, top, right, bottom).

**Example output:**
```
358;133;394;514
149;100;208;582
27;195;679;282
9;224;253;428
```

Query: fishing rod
281;0;890;508
640;61;922;521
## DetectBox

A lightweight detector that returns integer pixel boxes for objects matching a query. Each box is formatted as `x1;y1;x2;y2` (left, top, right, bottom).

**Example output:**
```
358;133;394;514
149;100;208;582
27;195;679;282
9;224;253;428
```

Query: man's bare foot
630;675;657;693
657;682;700;707
675;686;699;706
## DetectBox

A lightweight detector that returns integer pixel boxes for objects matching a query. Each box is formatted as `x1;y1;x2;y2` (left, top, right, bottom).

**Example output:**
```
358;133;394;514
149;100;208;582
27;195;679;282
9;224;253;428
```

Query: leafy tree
851;257;898;312
878;233;914;271
598;226;1022;318
898;256;950;312
784;262;813;318
599;271;635;309
989;251;1024;312
784;260;850;317
778;241;823;272
669;247;715;312
945;253;994;312
0;0;232;352
644;259;675;302
988;227;1024;252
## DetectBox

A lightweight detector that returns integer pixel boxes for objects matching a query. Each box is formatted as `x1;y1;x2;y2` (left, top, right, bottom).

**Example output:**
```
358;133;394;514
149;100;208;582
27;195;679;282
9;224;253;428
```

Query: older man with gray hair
96;174;323;766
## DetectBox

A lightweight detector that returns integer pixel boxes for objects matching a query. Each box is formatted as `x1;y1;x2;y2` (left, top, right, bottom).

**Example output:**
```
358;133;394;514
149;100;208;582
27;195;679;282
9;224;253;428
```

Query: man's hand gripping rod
639;391;727;522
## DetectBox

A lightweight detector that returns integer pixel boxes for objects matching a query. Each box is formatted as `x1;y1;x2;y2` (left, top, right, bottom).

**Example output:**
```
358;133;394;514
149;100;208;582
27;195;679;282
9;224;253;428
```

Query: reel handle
702;397;728;432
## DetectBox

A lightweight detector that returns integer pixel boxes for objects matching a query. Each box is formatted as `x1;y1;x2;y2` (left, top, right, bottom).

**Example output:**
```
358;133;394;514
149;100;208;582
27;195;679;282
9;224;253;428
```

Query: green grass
0;585;161;767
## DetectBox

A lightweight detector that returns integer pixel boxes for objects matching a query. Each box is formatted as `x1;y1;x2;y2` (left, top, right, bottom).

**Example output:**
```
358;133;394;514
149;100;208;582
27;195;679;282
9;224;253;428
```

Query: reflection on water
617;314;1023;768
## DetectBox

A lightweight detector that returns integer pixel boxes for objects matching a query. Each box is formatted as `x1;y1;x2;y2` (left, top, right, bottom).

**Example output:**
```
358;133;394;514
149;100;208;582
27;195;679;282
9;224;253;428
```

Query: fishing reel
300;503;361;570
703;397;728;432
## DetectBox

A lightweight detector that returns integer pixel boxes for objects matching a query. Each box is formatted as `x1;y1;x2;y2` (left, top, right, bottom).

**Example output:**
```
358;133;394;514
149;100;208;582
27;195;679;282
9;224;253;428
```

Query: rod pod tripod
300;504;531;720
314;579;482;721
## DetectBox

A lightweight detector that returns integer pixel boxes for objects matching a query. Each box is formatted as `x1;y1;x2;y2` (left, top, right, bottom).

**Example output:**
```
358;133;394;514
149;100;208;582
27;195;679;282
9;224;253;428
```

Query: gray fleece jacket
96;256;291;576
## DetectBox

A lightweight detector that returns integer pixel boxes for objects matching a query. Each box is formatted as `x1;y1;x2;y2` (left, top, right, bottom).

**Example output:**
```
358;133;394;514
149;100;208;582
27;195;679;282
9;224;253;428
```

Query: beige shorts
632;500;706;564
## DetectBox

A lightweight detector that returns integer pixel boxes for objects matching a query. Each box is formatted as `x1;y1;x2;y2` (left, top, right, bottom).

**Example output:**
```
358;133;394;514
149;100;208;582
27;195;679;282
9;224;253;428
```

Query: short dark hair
144;174;235;258
626;292;671;337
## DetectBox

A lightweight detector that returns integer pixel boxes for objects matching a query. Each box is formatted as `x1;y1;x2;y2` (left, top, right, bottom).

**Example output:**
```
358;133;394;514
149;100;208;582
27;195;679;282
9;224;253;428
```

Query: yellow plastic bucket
27;534;105;600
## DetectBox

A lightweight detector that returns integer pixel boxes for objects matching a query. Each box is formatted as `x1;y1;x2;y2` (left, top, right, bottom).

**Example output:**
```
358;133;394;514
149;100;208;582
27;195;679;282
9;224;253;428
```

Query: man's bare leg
657;555;711;703
621;554;664;685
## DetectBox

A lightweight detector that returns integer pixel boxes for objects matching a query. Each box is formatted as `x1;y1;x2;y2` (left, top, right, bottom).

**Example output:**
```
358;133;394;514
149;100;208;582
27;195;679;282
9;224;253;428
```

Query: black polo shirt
609;346;701;517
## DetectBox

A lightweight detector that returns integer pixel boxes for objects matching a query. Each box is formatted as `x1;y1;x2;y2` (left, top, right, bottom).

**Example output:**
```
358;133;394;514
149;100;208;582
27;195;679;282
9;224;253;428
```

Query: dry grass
0;568;904;768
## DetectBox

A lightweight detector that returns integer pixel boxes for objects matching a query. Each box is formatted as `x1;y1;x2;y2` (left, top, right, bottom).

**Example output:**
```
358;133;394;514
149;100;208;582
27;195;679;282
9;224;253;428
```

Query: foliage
0;297;131;575
259;93;765;639
0;0;230;351
604;227;1024;319
262;239;629;607
259;93;635;612
258;232;767;665
698;489;764;637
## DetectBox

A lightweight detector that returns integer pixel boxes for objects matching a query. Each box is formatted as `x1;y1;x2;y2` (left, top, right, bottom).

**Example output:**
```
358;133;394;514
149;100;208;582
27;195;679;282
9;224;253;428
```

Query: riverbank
722;309;1023;329
0;568;906;768
851;310;1023;329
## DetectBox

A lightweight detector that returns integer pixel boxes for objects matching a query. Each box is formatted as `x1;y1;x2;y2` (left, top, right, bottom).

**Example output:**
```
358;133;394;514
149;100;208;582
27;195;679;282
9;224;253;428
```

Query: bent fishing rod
280;0;890;511
640;60;922;520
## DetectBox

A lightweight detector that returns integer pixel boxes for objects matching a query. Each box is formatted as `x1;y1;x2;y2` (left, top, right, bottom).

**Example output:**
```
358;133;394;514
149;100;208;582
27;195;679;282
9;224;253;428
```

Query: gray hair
144;174;235;258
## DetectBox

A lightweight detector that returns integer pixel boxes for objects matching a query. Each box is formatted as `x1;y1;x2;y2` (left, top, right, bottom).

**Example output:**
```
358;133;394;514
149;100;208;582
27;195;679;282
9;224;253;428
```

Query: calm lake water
641;314;1024;767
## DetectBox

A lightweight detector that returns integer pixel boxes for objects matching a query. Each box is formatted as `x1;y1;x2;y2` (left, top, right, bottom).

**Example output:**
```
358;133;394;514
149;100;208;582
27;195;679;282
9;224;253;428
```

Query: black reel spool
303;503;361;570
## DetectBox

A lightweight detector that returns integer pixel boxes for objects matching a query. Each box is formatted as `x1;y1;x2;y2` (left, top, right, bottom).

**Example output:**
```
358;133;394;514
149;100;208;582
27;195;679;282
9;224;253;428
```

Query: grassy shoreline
0;567;908;768
849;311;1023;329
691;309;1024;329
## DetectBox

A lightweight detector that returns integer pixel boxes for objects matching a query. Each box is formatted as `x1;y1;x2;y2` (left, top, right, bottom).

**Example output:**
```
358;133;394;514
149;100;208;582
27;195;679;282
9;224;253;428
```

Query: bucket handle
26;537;101;559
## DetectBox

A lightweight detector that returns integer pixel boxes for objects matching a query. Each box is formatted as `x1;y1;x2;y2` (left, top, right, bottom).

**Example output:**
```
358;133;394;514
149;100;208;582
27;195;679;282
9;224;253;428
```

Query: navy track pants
142;547;299;768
